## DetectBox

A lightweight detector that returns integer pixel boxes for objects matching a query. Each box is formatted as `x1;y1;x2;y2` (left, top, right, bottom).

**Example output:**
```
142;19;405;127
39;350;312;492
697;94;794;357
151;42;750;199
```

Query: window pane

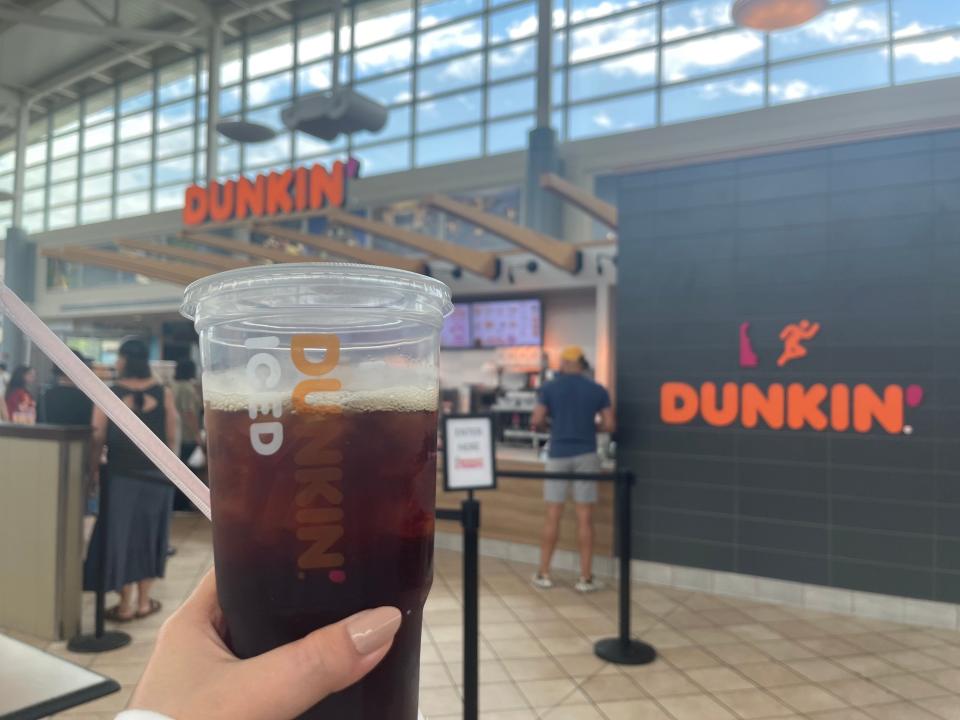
770;47;889;104
490;3;537;44
83;173;113;199
49;205;76;229
662;0;733;41
355;0;413;47
24;165;46;189
53;105;80;134
570;9;657;62
895;34;960;83
117;165;151;191
569;49;656;101
118;138;152;166
119;111;153;140
417;90;482;132
23;212;45;232
158;127;195;159
356;72;412;104
26;141;47;166
418;53;483;97
0;150;12;174
419;18;483;62
52;132;79;159
299;15;335;62
770;1;888;61
81;199;111;224
490;41;536;82
24;189;45;212
568;91;655;139
297;61;332;93
416;125;481;166
219;145;241;175
159;59;196;103
158;98;195;130
893;0;960;38
354;38;413;79
248;28;294;78
663;28;764;82
487;114;534;154
83;122;113;150
85;90;114;125
243;133;292;168
419;0;483;29
155;184;187;211
570;0;648;24
220;86;242;116
294;133;346;161
488;77;536;118
50;156;77;183
50;181;76;205
355;105;411;144
156;155;194;185
221;43;242;85
117;191;150;217
245;104;285;129
247;71;293;107
84;147;113;174
350;140;409;176
121;76;153;114
662;70;763;123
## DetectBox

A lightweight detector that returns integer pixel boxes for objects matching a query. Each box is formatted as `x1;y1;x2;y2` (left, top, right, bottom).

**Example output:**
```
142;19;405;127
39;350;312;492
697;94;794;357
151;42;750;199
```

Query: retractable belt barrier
435;467;656;720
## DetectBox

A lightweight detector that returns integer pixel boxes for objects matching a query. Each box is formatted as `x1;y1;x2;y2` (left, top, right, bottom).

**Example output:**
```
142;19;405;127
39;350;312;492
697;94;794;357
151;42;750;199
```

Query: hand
129;570;402;720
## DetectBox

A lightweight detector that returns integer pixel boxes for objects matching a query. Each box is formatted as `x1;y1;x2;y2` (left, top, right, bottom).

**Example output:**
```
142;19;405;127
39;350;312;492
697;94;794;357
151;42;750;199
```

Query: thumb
234;606;402;720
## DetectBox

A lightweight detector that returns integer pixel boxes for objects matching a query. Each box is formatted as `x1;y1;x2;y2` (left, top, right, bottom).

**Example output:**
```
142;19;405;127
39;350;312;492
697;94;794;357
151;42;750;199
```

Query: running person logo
663;320;924;435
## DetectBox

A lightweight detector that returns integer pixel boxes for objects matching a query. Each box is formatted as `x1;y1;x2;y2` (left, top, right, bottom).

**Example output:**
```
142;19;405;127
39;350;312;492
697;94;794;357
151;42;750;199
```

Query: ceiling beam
156;0;214;25
0;8;206;46
323;208;500;280
179;231;308;264
42;246;204;286
114;237;254;271
0;0;60;36
540;173;618;230
254;224;428;274
425;195;582;273
76;0;112;25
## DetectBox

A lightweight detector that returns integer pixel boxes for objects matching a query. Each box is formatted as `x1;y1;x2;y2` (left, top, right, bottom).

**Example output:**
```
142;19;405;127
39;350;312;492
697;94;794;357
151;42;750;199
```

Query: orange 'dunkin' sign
183;158;359;225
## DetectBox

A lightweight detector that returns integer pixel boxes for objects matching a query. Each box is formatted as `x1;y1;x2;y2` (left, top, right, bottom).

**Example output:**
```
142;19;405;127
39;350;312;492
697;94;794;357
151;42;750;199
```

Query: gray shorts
544;452;601;504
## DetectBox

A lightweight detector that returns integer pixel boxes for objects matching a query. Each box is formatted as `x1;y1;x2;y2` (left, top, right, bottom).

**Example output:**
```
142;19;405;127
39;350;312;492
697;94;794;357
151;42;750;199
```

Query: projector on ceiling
282;89;388;141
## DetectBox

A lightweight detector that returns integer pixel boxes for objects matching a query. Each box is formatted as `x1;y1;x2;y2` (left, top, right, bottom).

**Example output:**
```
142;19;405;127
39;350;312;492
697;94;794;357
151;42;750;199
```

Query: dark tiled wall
615;129;960;602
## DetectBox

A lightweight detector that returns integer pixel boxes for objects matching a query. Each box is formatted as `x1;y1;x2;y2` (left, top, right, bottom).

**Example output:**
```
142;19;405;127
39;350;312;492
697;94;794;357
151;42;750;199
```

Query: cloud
769;79;820;102
895;34;960;65
588;51;656;79
662;0;731;41
663;30;763;82
419;19;483;61
569;0;645;24
570;11;657;63
893;20;933;40
774;4;886;54
593;111;613;128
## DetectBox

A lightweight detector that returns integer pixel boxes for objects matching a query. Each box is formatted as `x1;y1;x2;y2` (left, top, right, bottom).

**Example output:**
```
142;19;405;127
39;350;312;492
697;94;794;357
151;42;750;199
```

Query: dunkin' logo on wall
183;158;359;225
661;321;924;435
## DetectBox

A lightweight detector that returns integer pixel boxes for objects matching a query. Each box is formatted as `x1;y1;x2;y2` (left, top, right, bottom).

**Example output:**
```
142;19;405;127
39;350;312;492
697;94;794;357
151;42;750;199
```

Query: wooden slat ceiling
42;246;204;286
178;231;308;264
540;173;618;230
114;237;254;271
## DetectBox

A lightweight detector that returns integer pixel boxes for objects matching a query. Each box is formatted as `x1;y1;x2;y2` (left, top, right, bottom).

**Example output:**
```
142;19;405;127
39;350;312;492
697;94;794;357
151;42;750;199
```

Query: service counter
436;446;615;556
0;424;89;640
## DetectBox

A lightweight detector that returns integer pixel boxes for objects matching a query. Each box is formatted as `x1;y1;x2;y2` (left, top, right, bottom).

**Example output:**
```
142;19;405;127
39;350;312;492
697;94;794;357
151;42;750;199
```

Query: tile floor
7;514;960;720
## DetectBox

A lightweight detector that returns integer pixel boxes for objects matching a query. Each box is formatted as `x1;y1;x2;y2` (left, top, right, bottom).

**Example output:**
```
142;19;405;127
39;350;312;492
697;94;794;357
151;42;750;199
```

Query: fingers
235;606;401;719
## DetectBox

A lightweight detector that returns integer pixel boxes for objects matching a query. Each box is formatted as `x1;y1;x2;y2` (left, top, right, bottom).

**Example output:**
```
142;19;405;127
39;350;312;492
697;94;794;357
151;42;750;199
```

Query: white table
0;633;119;719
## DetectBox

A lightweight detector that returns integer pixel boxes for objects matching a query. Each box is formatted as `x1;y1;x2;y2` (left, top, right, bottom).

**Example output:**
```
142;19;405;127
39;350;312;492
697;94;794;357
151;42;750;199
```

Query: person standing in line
84;338;179;622
5;365;37;424
531;346;615;593
39;349;94;425
0;361;9;398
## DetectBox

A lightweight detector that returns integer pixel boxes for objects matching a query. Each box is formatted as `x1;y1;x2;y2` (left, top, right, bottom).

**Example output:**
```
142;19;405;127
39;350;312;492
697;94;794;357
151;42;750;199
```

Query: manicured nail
348;607;402;655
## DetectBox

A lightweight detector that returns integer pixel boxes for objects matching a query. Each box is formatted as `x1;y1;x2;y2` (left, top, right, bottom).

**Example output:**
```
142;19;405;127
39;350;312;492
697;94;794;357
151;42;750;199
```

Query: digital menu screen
441;304;472;348
471;299;542;347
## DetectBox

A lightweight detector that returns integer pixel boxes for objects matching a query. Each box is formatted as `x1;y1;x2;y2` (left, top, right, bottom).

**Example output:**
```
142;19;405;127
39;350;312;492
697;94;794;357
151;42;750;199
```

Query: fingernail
348;607;402;655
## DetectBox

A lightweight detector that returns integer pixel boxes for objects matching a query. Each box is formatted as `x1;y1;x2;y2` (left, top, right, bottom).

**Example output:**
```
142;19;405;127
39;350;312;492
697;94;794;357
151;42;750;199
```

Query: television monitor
441;303;472;348
470;299;542;348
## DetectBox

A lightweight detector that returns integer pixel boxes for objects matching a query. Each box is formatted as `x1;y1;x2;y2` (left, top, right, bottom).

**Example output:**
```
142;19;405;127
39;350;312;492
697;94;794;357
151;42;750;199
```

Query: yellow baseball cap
561;345;585;362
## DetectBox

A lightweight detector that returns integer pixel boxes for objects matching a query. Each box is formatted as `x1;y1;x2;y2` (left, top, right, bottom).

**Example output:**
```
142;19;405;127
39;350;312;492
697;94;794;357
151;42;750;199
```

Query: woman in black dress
84;338;179;621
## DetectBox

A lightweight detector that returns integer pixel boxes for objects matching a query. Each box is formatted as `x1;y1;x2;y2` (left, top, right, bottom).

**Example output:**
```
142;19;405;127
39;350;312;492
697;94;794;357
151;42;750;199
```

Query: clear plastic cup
181;263;452;720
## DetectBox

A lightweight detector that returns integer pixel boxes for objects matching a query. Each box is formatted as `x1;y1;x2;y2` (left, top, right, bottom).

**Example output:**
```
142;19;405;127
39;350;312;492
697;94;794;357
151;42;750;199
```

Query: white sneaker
531;573;554;589
575;576;602;593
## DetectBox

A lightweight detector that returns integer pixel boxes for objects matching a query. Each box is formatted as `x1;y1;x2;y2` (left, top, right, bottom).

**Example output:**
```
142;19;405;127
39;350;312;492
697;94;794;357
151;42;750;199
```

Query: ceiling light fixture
216;120;277;143
731;0;827;31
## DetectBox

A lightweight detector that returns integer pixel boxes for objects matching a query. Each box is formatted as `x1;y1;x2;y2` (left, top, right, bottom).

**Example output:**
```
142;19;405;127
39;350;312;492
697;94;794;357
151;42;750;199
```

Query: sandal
104;605;136;623
136;598;163;619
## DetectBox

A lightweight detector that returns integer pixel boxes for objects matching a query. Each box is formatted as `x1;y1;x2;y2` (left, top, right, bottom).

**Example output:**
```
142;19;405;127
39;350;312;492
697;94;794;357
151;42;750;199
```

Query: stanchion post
69;466;131;653
594;469;656;665
461;490;480;720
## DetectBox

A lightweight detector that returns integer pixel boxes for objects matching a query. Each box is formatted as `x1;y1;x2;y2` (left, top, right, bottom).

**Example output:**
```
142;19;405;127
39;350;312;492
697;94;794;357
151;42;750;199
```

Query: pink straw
0;281;211;519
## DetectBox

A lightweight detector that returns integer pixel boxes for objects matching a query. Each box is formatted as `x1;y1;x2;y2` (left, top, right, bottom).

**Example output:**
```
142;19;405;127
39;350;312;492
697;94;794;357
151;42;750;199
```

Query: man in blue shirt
531;346;614;592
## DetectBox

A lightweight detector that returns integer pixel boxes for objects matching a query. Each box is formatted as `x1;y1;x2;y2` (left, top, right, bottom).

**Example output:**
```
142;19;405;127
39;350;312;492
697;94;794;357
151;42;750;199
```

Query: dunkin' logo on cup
244;334;347;582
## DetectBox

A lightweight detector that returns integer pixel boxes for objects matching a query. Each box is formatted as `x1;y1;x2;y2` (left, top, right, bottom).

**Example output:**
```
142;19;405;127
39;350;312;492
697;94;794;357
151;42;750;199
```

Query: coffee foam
202;365;439;414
